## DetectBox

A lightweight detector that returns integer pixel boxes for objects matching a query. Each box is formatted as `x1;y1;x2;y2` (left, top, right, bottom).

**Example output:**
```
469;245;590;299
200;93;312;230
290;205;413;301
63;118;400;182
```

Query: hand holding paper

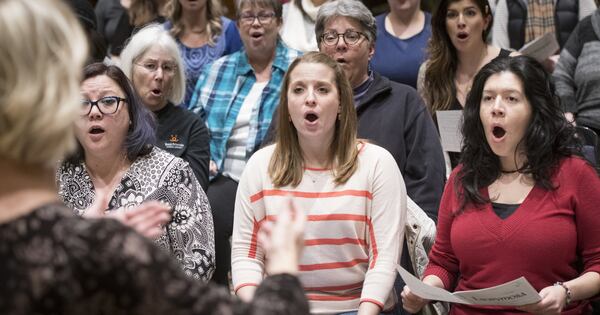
397;265;541;306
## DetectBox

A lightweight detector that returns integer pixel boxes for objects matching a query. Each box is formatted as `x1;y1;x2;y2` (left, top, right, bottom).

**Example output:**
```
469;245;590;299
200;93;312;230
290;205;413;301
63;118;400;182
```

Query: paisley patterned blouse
56;147;215;281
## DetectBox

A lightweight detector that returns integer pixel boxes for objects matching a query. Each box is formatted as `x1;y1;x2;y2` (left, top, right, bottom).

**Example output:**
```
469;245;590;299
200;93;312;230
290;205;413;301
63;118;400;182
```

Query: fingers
209;160;218;176
260;195;306;275
516;286;564;315
257;221;274;251
289;197;306;238
401;286;428;314
123;201;172;239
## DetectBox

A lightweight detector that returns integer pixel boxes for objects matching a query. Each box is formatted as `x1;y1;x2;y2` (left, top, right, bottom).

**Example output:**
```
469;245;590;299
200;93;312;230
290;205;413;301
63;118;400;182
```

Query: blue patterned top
164;17;243;108
189;40;302;174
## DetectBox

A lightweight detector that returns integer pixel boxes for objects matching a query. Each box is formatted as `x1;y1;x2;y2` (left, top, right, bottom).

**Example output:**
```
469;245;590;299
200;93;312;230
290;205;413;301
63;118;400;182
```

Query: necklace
304;169;330;183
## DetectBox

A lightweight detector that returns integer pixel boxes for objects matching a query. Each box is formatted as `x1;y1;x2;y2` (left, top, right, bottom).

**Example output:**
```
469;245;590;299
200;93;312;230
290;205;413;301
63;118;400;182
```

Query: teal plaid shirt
189;40;302;175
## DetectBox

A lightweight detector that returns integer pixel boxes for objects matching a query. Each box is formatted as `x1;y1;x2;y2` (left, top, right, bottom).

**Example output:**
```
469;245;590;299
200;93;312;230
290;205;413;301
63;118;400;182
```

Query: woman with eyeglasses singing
119;23;210;191
56;62;216;282
188;0;302;287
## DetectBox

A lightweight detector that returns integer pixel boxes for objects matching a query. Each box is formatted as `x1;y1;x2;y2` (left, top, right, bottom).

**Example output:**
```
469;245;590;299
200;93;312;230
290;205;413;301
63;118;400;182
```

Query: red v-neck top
425;157;600;314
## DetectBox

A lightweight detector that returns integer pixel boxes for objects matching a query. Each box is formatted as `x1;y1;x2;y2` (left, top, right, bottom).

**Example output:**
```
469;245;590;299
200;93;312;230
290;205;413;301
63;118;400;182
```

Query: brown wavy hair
423;0;492;115
166;0;224;46
269;52;359;187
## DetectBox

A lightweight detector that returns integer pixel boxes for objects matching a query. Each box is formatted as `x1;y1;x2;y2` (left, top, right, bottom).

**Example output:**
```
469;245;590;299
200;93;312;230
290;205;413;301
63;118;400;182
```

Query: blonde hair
0;0;88;167
269;52;359;187
166;0;224;46
119;23;186;105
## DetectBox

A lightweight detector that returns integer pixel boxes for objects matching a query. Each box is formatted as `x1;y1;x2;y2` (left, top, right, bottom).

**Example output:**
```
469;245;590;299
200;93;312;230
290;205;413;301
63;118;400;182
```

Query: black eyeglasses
80;96;127;116
320;30;367;46
239;11;276;25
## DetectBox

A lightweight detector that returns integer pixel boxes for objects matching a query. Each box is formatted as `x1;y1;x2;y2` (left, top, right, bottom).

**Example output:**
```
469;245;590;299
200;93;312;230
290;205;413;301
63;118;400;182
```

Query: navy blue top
371;12;432;88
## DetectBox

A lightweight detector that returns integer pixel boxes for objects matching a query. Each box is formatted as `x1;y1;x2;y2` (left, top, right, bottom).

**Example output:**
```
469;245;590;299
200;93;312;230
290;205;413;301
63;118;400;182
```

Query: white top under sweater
222;81;267;181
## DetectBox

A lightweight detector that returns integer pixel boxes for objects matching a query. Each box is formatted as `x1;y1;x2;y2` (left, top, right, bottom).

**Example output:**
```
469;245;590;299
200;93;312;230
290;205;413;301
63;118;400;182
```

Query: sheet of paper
436;110;463;153
518;32;559;62
397;265;467;304
397;266;542;306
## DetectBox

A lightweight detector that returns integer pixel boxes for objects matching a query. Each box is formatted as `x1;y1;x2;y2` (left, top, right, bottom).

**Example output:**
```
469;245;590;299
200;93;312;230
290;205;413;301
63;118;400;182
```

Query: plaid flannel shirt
189;40;302;174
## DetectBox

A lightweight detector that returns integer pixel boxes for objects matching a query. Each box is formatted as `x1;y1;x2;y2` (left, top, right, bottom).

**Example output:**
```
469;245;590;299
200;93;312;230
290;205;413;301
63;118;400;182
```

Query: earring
288;115;292;122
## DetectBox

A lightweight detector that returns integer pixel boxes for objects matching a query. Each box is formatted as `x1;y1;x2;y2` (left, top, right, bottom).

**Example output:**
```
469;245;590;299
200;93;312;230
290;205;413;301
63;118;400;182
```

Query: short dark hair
458;55;581;209
67;63;156;163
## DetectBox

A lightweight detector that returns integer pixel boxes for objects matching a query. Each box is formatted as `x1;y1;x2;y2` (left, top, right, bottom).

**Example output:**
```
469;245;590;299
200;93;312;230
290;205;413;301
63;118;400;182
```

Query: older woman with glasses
56;62;216;282
188;0;302;286
119;23;210;191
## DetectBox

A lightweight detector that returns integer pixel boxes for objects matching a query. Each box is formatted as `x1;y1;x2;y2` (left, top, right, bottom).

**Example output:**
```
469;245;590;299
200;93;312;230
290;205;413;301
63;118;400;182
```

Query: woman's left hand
516;285;567;315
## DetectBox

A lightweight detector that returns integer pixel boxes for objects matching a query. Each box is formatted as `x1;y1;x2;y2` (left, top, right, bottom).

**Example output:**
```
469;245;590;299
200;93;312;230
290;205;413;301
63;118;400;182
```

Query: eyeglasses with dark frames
80;96;127;116
239;11;276;25
320;30;367;46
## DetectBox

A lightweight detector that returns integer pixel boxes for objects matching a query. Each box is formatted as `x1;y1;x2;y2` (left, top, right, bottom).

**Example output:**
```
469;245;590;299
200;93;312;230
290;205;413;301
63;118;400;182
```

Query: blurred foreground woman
0;0;308;314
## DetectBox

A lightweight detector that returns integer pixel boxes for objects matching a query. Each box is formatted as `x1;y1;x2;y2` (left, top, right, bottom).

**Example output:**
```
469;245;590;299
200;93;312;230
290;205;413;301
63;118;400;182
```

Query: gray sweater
554;9;600;130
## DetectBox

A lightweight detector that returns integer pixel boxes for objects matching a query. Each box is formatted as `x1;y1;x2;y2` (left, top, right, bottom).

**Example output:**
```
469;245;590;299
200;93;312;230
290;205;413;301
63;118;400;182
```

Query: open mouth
251;32;264;39
305;113;319;122
457;32;468;40
89;126;105;134
492;126;506;139
336;58;347;65
151;89;162;97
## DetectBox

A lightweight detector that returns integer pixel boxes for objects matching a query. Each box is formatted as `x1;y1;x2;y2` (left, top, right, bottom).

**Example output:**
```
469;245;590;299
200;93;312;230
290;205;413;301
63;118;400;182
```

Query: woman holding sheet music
402;56;600;314
416;0;517;168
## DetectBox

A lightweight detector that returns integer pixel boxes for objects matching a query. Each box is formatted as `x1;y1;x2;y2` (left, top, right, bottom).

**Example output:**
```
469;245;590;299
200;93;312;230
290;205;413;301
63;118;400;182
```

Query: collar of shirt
353;70;375;107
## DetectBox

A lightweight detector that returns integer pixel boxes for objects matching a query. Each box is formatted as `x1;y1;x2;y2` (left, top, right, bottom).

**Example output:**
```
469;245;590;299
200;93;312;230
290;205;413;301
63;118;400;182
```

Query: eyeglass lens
81;96;123;115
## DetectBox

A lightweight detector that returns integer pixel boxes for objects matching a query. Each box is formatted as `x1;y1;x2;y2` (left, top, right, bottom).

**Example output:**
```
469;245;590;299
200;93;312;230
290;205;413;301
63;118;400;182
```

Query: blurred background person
164;0;243;108
0;0;308;313
66;0;109;63
418;0;516;169
120;23;210;190
125;0;169;26
95;0;169;59
279;0;333;52
189;0;302;286
233;52;405;315
402;55;600;315
371;0;432;88
95;0;131;57
554;7;600;136
491;0;596;72
56;63;215;281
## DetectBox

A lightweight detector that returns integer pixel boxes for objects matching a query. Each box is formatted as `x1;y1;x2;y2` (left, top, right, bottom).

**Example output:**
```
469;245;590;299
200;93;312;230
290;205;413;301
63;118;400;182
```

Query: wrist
265;253;299;275
554;282;572;305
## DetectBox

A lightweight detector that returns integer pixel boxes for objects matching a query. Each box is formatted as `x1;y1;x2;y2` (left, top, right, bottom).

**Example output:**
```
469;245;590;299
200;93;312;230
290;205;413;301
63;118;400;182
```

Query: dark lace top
0;203;309;315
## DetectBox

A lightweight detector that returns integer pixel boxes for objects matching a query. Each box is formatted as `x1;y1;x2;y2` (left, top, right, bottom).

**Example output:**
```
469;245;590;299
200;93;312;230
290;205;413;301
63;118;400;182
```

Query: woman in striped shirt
232;52;407;315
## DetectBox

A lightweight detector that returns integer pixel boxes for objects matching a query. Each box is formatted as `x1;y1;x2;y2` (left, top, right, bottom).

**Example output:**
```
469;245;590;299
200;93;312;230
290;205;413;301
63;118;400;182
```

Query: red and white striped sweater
232;143;406;314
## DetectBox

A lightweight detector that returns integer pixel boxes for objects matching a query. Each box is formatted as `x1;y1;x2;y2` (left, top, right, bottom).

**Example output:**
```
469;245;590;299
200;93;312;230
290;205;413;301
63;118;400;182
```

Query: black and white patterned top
56;147;215;281
0;203;309;315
